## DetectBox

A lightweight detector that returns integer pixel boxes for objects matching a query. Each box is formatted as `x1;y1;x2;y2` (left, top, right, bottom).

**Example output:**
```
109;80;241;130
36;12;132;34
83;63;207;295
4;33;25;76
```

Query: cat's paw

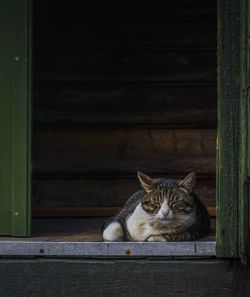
147;235;167;242
103;222;124;241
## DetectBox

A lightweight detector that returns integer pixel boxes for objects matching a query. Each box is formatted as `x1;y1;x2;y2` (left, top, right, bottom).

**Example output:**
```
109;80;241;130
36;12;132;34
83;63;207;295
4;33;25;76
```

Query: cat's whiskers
149;216;180;228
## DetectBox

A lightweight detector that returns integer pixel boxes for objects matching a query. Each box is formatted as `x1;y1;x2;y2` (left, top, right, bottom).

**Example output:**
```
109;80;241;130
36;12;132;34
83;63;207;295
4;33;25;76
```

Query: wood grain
35;21;216;50
0;260;233;297
33;0;217;22
33;128;216;175
216;0;240;258
32;0;217;219
32;177;215;208
35;50;216;83
34;85;216;127
34;110;217;129
34;84;216;112
34;128;216;159
34;156;216;176
32;206;216;218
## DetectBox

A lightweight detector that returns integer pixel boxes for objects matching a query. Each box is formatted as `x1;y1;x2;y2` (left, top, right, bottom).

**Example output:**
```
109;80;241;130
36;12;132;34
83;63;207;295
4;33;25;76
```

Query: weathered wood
233;261;250;296
32;177;215;208
239;0;250;263
32;0;217;226
33;128;215;176
33;0;216;21
0;260;233;297
34;110;217;129
34;85;216;127
35;50;216;83
32;207;119;218
35;21;216;50
34;84;216;111
0;0;31;236
34;156;216;176
34;128;215;160
216;0;240;257
0;241;216;256
32;205;216;218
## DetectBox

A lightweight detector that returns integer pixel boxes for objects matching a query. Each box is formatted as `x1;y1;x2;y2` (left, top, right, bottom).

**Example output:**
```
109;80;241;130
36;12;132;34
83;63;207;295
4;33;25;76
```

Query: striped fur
103;172;210;241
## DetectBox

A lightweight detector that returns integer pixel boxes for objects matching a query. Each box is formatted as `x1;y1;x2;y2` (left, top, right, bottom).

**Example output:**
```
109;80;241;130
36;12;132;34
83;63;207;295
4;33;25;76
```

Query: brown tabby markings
103;172;210;241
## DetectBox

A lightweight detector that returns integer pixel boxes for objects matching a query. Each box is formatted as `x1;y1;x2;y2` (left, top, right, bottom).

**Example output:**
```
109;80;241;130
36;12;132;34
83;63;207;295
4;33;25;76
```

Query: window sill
0;240;215;257
0;218;215;257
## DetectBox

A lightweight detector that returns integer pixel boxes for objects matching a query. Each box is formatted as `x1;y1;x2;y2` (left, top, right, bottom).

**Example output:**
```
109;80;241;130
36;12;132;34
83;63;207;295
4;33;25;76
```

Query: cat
103;172;210;241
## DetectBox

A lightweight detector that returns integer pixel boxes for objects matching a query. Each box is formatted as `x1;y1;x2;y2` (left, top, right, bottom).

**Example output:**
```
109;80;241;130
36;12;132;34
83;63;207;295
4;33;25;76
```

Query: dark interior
32;0;217;240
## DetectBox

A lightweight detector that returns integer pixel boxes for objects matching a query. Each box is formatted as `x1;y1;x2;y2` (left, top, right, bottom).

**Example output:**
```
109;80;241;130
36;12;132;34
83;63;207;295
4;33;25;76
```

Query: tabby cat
103;172;210;241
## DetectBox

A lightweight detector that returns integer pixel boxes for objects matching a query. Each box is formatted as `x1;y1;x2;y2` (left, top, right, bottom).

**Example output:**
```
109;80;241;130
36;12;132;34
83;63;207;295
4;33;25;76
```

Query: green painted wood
0;1;13;234
217;0;240;257
239;0;250;263
0;0;31;235
217;0;250;261
0;259;233;297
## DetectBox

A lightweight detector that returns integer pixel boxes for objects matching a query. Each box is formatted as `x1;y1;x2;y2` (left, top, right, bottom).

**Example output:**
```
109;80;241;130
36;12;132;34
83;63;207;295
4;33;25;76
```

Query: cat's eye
148;202;158;209
143;201;159;213
173;202;186;209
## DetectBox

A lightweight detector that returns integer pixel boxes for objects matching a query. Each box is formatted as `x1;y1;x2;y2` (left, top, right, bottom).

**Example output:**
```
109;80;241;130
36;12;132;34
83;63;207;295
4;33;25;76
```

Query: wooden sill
0;218;215;257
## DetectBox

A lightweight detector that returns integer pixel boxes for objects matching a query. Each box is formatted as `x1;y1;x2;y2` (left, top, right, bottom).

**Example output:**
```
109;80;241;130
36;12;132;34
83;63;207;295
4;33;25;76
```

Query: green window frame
0;0;249;261
0;0;31;236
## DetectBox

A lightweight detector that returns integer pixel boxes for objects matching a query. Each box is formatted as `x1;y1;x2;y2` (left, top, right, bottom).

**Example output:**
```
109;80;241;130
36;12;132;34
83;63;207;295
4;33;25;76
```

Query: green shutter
0;0;31;236
217;0;250;262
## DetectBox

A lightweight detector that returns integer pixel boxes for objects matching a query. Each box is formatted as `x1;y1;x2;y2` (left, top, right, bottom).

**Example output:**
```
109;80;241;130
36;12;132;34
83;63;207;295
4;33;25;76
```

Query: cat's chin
161;219;173;225
149;219;173;227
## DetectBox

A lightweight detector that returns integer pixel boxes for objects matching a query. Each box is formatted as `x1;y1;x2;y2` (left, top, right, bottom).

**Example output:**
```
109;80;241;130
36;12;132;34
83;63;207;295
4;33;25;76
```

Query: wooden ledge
0;218;215;257
0;240;215;257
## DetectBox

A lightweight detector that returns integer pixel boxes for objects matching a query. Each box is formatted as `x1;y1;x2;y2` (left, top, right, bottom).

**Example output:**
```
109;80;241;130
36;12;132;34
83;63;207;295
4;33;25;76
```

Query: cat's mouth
149;218;175;227
161;218;173;225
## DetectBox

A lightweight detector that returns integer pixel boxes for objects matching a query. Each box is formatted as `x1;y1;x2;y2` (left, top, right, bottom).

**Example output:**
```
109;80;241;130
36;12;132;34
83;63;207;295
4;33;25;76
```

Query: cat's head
137;172;196;227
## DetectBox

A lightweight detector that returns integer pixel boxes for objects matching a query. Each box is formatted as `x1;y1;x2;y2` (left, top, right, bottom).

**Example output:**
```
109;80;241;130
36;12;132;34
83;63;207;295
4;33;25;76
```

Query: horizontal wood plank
32;0;217;223
33;129;216;175
0;259;234;297
32;177;215;208
34;51;216;83
32;206;216;218
34;128;216;158
35;21;216;50
33;0;217;21
34;110;217;128
34;84;216;111
34;157;216;176
34;85;216;127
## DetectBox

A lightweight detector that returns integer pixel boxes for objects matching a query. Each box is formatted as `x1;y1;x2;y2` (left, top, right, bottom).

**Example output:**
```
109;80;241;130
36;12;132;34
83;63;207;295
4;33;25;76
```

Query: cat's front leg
163;232;191;241
147;235;166;242
103;222;124;241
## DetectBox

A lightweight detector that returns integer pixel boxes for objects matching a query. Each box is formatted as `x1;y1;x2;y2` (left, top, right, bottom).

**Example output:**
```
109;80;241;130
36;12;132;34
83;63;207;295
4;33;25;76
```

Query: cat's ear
137;171;156;193
178;172;196;194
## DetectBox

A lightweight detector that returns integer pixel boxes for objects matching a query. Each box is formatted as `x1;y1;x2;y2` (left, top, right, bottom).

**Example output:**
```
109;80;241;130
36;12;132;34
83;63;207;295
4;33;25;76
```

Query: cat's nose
161;208;173;220
161;208;170;217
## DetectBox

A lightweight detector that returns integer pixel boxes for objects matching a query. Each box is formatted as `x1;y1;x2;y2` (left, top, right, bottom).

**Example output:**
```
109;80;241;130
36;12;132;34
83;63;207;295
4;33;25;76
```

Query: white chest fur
126;204;155;241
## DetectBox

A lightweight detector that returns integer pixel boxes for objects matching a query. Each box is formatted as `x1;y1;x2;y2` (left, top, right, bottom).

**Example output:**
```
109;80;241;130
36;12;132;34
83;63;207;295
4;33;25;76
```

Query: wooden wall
32;0;217;217
2;259;250;297
0;259;237;297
